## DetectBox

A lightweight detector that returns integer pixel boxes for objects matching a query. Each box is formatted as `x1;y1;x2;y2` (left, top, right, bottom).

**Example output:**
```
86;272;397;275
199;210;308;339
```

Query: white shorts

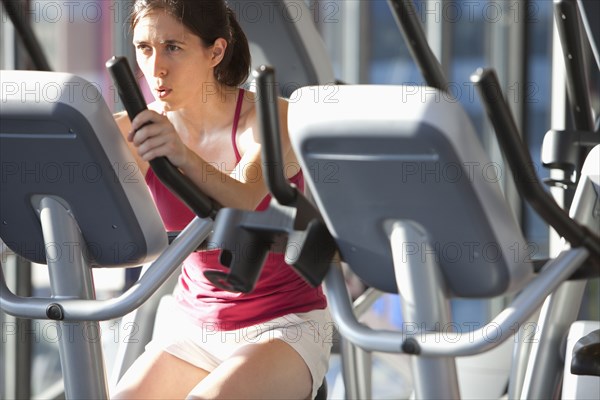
147;297;334;399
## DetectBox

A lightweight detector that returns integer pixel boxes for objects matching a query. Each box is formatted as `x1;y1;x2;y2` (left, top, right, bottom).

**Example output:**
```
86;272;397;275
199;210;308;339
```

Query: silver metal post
37;196;109;399
386;220;459;399
520;279;587;399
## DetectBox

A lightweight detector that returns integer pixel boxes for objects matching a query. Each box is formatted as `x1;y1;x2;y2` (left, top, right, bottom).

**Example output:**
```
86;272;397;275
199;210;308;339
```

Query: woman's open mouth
156;87;171;99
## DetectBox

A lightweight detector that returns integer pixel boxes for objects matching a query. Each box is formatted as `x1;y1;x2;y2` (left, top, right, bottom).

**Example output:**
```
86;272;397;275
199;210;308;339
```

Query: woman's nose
150;52;167;77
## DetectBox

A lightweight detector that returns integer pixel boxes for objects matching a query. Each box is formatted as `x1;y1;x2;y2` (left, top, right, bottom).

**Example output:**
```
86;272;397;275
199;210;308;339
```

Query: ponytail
215;7;251;87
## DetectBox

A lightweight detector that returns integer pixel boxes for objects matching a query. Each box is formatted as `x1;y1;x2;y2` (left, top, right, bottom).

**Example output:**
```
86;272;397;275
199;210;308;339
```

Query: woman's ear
210;38;227;67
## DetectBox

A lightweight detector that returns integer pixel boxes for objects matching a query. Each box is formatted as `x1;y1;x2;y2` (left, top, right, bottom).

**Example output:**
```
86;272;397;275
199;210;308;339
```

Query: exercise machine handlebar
253;65;298;206
106;56;221;219
252;65;331;229
386;0;448;92
1;0;51;71
553;0;595;132
327;246;590;356
0;217;212;321
471;68;600;262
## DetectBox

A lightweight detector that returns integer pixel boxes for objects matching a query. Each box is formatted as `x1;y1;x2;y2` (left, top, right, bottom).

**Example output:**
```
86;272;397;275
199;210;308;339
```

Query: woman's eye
166;44;181;53
136;45;151;54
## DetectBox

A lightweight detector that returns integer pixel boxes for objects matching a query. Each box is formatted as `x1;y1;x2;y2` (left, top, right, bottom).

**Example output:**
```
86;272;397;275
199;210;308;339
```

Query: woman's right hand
128;109;193;169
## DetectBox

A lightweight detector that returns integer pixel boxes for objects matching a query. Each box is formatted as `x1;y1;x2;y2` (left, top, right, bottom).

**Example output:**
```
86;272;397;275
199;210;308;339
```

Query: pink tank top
145;88;326;330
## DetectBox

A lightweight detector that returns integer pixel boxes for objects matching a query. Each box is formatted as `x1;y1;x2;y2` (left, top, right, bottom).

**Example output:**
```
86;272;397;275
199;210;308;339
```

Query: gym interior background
1;0;598;398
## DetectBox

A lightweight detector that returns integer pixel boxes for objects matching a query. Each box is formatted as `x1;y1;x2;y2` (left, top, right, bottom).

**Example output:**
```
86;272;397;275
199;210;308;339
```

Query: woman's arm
126;108;267;210
123;98;299;210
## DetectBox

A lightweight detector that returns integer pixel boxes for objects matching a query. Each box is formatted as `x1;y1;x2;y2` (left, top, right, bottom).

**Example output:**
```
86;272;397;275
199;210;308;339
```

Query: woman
111;1;332;399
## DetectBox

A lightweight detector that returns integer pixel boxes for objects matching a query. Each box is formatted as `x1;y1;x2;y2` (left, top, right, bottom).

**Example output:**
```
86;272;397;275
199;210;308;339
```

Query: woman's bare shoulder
240;92;288;124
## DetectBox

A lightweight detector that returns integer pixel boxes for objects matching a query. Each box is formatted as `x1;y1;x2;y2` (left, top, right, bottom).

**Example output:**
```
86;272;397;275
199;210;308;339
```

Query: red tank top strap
231;88;245;162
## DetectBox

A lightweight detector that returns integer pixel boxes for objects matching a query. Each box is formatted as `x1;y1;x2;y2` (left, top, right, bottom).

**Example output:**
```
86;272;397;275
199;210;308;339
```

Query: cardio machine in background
298;0;599;398
211;65;599;400
206;2;600;400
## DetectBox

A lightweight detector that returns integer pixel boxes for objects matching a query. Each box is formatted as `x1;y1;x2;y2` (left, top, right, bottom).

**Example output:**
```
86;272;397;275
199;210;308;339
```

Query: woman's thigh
112;348;210;400
187;339;313;400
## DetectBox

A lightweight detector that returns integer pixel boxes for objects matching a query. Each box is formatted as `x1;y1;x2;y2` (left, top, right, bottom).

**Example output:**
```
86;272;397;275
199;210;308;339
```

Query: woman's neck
163;85;241;141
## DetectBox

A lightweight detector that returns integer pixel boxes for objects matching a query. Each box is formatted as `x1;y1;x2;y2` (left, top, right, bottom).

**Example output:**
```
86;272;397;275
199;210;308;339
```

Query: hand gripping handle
106;56;220;219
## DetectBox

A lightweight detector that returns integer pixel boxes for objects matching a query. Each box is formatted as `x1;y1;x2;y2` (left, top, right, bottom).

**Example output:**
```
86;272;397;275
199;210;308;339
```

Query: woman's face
133;10;219;111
